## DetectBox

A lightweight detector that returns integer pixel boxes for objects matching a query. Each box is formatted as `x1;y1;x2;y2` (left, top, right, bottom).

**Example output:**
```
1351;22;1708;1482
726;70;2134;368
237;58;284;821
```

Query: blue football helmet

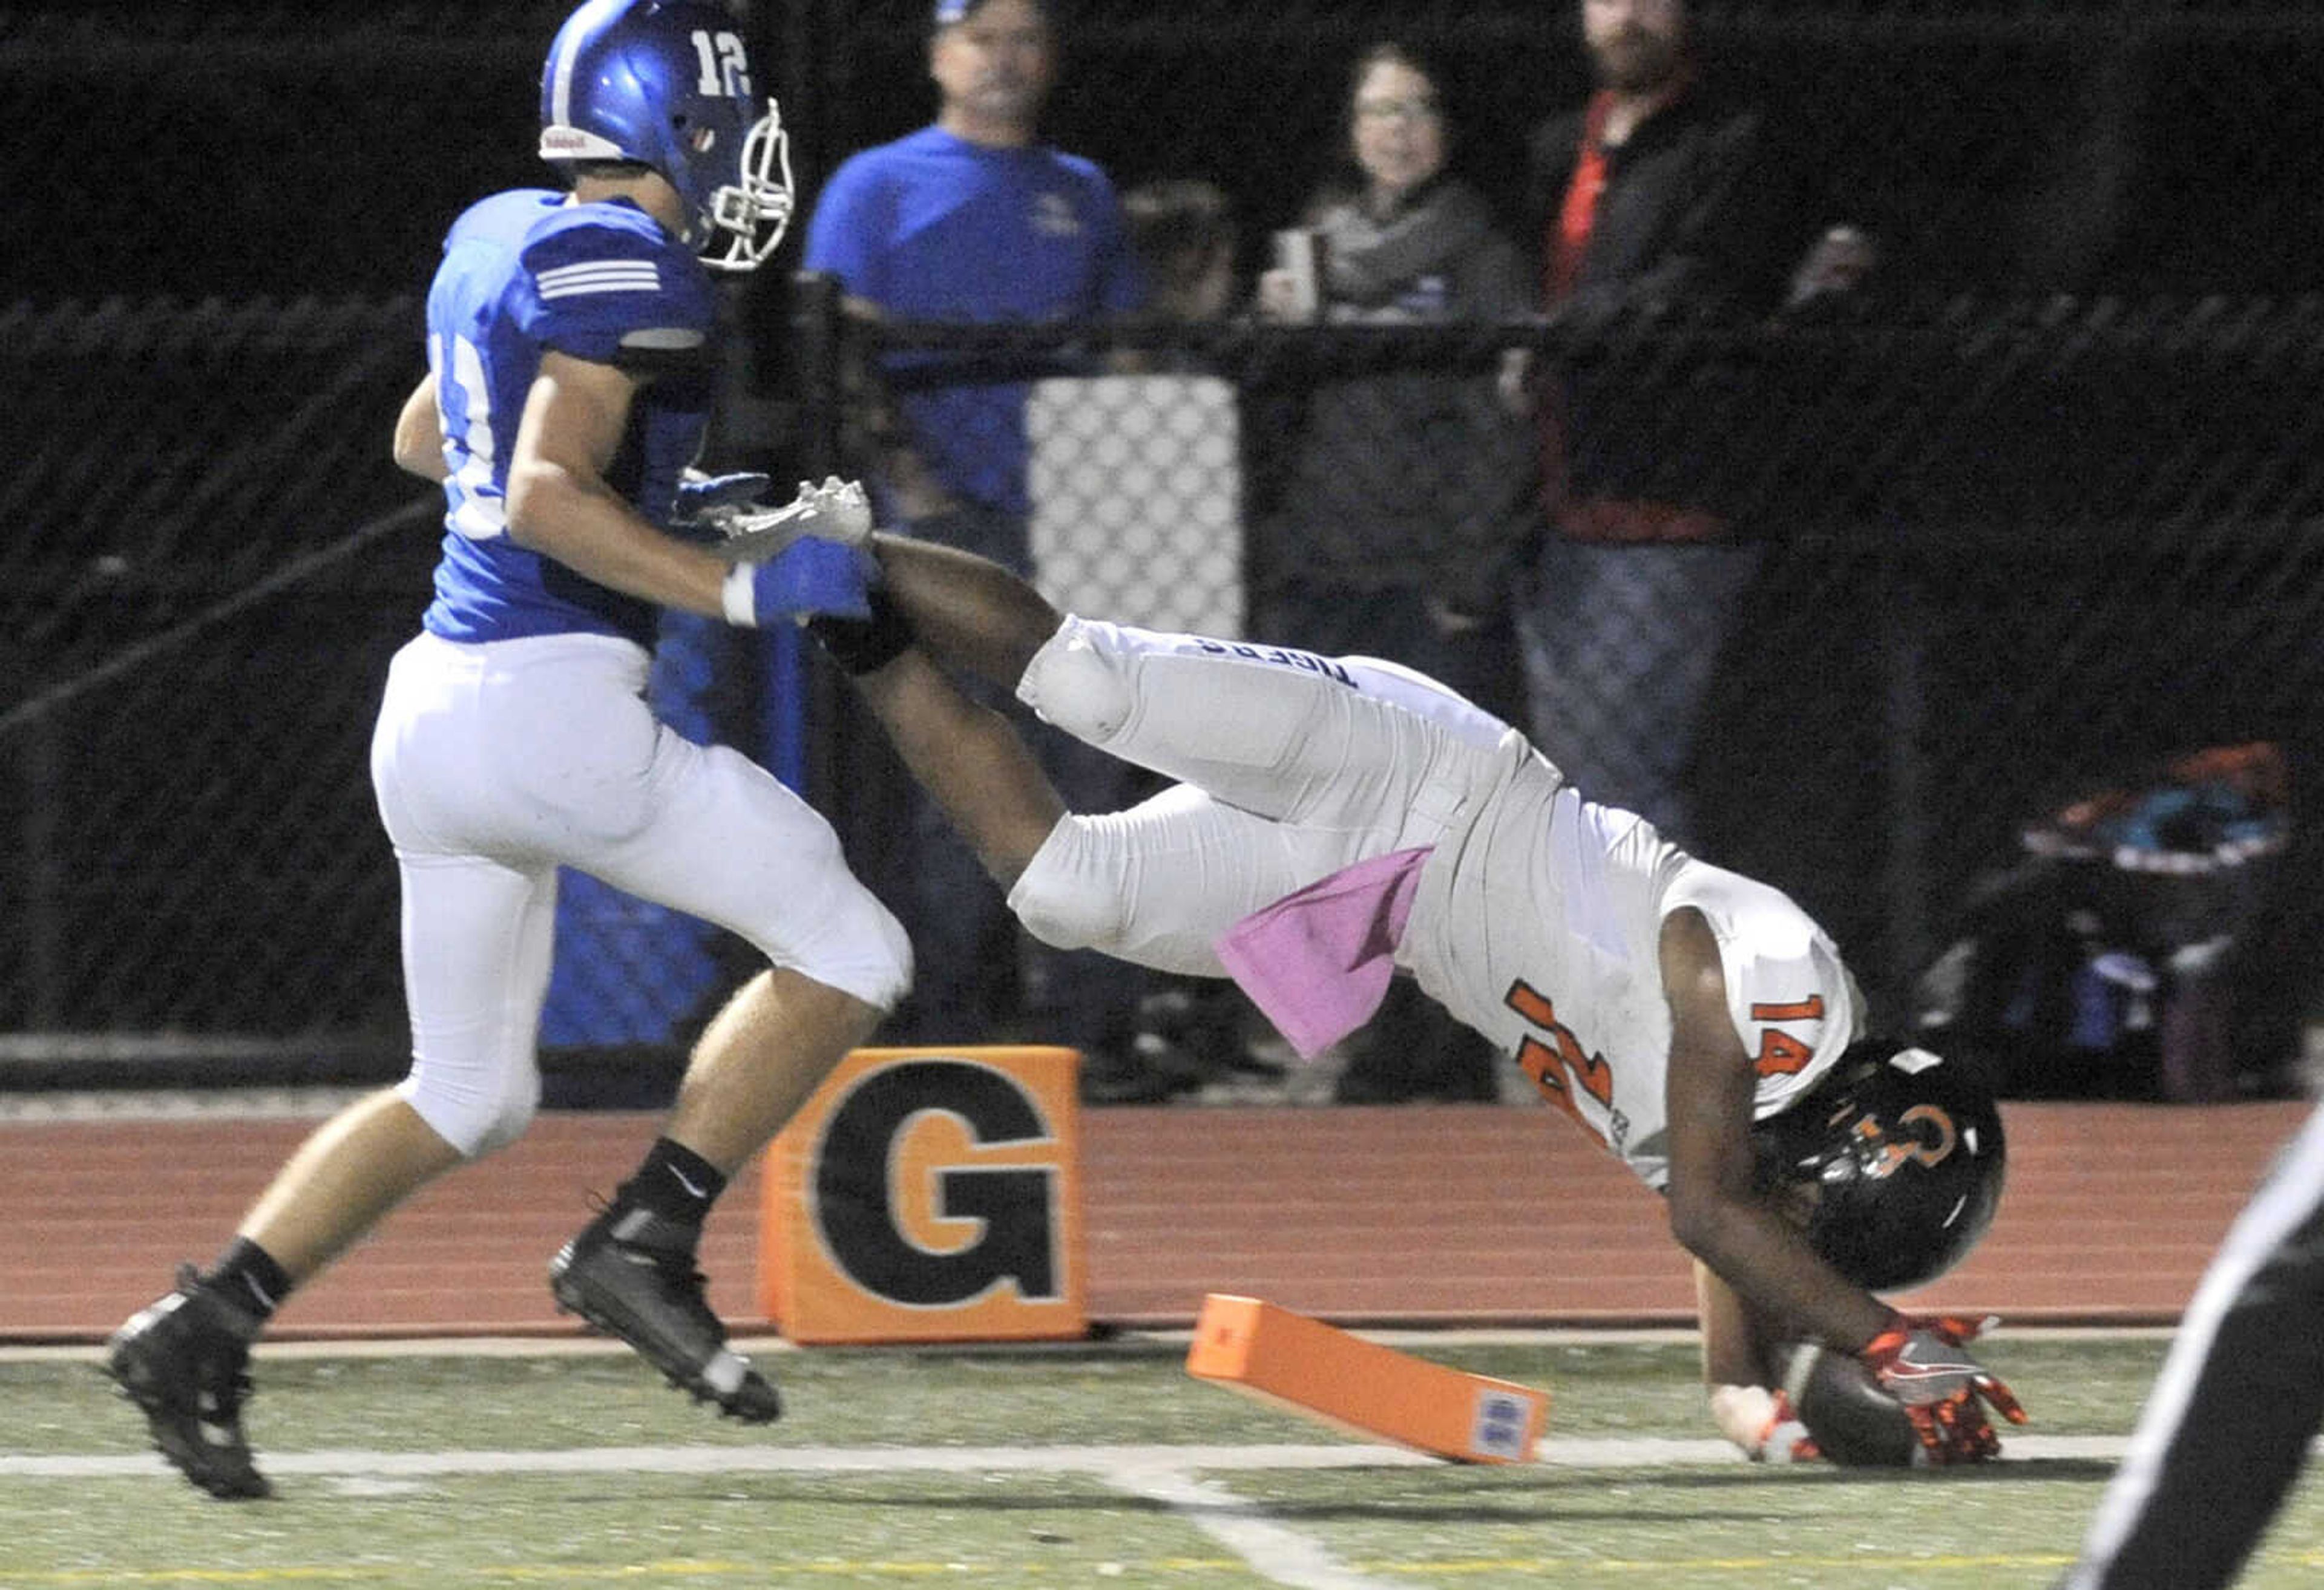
539;0;795;271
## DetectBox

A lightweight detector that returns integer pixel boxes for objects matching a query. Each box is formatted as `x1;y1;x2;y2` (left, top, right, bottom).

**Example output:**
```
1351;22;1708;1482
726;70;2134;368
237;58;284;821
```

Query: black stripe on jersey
612;329;712;380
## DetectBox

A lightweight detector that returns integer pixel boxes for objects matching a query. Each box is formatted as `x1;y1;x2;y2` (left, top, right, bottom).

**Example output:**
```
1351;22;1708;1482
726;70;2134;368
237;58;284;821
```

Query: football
1775;1341;1922;1467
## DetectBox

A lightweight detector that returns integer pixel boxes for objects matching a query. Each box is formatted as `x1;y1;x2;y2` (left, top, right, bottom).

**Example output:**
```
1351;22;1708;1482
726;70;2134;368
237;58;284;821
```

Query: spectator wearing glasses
1251;40;1535;1102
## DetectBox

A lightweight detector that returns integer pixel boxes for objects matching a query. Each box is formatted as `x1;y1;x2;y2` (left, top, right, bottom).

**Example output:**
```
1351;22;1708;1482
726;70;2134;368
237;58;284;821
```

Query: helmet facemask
697;100;794;272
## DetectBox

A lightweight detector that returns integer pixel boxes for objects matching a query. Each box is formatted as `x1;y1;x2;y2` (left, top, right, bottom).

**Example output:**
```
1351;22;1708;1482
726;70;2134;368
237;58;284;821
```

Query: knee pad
1006;816;1126;955
835;894;915;1013
1017;618;1137;748
786;878;914;1013
397;1059;540;1159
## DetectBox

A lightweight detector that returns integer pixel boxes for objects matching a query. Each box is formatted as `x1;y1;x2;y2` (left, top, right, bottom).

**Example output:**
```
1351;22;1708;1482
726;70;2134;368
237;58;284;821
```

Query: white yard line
1099;1461;1410;1590
1;1442;1425;1480
0;1322;2175;1364
0;1434;2162;1589
0;1433;2139;1481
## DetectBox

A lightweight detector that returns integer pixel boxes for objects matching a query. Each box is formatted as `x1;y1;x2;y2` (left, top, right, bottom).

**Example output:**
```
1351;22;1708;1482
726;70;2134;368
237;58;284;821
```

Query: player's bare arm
831;532;1073;883
1658;907;1892;1355
392;371;450;483
1696;1256;1830;1461
1664;910;2025;1464
852;646;1064;888
1692;1256;1769;1430
1693;1257;1768;1387
504;350;736;618
863;529;1063;686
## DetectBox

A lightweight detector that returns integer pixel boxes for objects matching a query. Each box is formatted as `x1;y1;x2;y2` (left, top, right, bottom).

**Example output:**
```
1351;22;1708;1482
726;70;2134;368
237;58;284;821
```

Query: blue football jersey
418;189;719;646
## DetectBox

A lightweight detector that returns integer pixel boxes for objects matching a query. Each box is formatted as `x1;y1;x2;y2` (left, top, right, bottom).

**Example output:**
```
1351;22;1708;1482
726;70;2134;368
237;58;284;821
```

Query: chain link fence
0;296;790;1098
7;292;2320;1094
1;298;426;1048
4;2;2322;1099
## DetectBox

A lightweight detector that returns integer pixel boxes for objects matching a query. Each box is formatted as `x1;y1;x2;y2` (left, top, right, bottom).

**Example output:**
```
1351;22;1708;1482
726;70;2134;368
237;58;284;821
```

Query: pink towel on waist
1211;846;1434;1061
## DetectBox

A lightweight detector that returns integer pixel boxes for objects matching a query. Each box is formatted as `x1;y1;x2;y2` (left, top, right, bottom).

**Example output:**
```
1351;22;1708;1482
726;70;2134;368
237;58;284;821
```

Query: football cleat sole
105;1294;272;1500
549;1243;783;1424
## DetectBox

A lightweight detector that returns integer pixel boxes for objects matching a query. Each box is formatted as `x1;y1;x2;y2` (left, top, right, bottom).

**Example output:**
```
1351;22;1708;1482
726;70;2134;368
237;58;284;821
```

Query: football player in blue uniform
105;0;910;1499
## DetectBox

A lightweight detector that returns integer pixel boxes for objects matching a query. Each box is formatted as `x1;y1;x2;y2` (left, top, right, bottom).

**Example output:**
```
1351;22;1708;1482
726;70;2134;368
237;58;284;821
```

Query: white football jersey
1010;615;1865;1196
1400;742;1863;1191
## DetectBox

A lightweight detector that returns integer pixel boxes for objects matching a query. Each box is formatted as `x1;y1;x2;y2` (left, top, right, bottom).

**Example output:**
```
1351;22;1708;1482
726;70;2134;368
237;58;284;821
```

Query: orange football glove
1858;1312;2028;1464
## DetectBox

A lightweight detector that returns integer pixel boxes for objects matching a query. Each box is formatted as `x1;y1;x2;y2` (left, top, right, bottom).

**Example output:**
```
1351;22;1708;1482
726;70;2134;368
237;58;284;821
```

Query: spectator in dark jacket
1506;0;1808;855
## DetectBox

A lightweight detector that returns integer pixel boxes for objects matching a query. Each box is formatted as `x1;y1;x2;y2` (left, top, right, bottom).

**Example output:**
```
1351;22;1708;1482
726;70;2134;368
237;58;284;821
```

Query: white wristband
721;563;758;627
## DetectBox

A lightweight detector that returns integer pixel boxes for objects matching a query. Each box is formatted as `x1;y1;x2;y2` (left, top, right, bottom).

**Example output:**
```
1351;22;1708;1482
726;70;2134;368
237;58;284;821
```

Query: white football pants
369;630;910;1155
1004;617;1513;977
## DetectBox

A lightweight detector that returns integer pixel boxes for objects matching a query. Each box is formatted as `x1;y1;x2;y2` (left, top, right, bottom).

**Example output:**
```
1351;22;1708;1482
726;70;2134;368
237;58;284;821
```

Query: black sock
205;1237;292;1322
611;1137;729;1236
807;585;914;675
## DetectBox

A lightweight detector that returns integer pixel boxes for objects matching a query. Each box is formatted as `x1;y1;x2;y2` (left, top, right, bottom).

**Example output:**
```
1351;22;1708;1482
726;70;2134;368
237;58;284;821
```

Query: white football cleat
714;475;873;564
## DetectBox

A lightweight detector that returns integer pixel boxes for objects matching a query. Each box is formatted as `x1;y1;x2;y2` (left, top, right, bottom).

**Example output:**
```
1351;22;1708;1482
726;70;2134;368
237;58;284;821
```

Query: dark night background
6;1;2321;308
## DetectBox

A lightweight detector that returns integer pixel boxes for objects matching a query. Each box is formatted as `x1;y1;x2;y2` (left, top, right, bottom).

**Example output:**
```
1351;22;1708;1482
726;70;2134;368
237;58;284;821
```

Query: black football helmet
1752;1038;2006;1292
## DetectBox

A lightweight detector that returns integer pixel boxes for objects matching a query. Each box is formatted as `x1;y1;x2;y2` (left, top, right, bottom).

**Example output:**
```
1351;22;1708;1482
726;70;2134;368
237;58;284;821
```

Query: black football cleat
549;1209;782;1422
105;1266;271;1500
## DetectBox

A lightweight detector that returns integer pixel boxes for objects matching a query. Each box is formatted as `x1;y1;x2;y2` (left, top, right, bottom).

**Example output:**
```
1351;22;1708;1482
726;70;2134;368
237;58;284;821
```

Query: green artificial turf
1;1333;2315;1589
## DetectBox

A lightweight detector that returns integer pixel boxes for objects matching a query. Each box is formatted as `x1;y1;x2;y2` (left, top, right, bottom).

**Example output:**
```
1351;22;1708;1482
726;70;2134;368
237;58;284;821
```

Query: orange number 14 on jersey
1503;980;1613;1125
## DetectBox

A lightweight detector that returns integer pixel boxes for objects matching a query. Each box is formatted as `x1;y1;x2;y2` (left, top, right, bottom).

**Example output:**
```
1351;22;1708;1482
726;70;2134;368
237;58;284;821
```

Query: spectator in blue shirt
804;0;1160;1096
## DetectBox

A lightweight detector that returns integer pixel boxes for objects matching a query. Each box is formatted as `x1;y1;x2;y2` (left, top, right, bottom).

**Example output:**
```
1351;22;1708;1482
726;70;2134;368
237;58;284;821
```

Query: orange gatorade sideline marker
758;1045;1085;1344
1185;1294;1549;1464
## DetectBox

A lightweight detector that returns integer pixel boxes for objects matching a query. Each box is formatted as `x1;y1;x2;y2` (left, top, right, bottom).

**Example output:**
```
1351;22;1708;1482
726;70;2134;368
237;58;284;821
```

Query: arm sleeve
1436;224;1540;604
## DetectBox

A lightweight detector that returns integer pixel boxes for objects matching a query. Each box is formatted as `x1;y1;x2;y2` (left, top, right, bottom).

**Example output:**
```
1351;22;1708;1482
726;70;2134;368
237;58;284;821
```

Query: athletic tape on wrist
721;563;758;627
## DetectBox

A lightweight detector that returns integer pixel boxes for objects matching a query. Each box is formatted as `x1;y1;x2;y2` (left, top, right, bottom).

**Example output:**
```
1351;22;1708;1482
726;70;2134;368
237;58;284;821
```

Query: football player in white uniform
106;0;909;1499
806;531;2023;1467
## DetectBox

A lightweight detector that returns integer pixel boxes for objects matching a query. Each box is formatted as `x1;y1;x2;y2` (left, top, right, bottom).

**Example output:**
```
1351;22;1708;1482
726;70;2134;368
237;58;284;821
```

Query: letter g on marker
810;1059;1062;1307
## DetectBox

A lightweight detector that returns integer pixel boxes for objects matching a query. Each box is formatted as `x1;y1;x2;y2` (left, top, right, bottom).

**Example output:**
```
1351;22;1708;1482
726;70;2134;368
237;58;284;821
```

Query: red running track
1;1099;2305;1341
